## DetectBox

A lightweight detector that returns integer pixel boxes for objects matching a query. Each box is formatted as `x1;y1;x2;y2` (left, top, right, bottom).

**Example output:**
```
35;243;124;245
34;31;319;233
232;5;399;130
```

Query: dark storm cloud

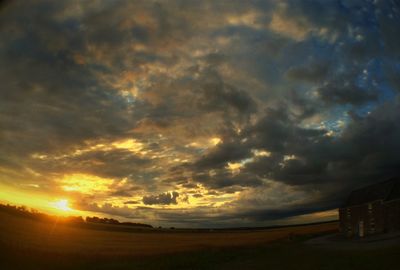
190;106;329;186
143;191;179;205
283;0;371;35
385;63;400;92
374;0;400;56
196;68;257;115
286;62;330;83
243;98;400;202
317;81;378;105
193;141;251;170
246;108;327;152
236;200;338;222
192;169;263;190
184;96;400;220
144;78;256;128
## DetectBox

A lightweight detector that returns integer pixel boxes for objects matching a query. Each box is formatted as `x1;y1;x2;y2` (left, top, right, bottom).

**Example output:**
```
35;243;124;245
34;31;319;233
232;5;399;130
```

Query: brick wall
339;200;385;237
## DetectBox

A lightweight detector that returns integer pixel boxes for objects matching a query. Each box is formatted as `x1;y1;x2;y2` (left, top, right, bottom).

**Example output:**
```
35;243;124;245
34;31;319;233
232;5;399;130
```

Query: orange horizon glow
0;185;86;217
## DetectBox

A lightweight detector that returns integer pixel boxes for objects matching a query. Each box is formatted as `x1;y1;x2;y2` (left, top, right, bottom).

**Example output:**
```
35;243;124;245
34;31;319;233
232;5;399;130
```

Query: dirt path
306;232;400;249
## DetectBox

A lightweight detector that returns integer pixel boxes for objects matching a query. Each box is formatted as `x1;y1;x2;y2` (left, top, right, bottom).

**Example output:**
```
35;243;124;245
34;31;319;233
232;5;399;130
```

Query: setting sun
51;199;72;212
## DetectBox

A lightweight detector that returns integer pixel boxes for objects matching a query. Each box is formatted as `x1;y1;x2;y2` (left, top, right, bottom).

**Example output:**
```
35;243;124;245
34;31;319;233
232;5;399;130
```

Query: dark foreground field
1;211;399;270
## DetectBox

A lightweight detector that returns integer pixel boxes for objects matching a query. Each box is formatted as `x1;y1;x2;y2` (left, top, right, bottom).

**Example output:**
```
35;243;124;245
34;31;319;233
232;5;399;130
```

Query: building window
347;208;351;219
368;203;373;215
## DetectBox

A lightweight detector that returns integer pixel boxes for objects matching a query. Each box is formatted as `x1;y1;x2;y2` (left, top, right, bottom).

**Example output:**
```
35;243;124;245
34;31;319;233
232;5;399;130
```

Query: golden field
0;210;337;257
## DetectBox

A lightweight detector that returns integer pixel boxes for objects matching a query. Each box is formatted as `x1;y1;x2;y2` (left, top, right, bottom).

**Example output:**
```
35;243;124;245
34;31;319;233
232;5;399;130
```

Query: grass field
1;211;399;270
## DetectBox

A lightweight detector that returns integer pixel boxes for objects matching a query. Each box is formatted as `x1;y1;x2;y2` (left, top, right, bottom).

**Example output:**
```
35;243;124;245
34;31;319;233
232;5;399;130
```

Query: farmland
1;210;399;270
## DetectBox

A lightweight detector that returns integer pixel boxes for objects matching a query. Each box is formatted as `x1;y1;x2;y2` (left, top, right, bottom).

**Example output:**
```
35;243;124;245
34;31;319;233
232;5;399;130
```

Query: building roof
345;177;400;207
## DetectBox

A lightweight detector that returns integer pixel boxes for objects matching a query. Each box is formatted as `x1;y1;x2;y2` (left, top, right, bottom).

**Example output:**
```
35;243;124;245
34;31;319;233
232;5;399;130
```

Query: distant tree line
0;204;51;221
0;203;152;228
85;216;152;228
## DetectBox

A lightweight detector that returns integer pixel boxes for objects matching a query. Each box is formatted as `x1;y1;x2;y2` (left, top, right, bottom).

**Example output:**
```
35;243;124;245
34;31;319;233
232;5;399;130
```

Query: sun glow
51;199;72;212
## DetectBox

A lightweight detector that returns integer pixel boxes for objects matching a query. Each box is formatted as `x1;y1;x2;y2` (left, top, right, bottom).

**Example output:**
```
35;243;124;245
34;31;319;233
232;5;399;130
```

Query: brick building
339;177;400;237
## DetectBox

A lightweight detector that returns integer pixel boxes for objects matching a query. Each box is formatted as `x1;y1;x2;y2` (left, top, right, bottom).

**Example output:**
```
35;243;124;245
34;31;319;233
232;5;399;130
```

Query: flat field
1;211;399;270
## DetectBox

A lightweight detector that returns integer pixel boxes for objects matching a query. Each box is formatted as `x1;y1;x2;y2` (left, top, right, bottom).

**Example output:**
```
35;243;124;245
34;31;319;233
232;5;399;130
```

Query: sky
1;0;400;228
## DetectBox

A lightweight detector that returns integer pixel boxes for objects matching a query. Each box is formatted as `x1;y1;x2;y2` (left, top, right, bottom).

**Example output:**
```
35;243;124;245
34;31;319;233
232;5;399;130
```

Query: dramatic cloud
143;191;180;205
1;0;400;227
